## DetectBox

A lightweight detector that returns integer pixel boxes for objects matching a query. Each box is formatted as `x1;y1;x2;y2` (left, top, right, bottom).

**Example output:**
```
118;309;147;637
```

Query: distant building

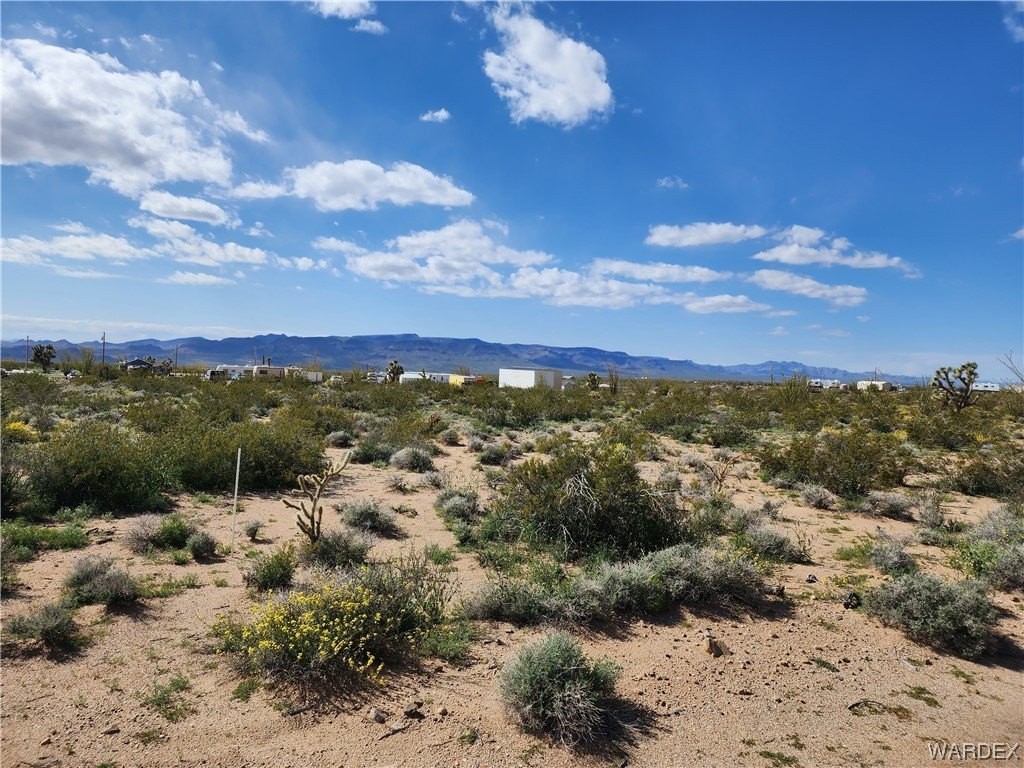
498;368;563;389
123;358;153;371
857;380;892;391
398;371;478;386
285;367;323;383
974;382;1000;392
252;365;286;380
809;379;842;389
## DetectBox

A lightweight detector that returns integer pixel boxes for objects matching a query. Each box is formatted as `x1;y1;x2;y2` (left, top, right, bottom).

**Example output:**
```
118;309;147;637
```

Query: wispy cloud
419;107;451;123
753;225;920;277
646;222;768;248
749;269;867;307
162;271;235;286
352;18;387;35
308;1;375;20
656;176;689;190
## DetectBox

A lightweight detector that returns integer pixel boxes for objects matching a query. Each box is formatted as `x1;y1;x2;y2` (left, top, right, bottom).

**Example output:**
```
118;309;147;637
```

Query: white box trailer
498;368;563;389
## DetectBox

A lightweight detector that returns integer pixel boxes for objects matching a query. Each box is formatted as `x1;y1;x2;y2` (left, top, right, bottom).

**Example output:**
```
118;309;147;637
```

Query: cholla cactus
931;362;979;411
284;452;351;544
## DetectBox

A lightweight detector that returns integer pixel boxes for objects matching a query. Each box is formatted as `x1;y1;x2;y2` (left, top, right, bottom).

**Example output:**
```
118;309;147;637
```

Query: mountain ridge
0;333;923;384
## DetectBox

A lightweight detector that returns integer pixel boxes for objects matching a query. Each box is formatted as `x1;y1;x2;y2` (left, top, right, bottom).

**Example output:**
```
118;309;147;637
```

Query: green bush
186;531;218;560
950;505;1024;589
736;526;810;564
326;430;354;448
435;488;481;523
389;446;435;473
946;448;1024;499
339;500;401;538
759;428;914;498
29;422;166;513
243;544;298;591
495;441;680;560
350;436;397;464
868;540;918;576
303;530;370;569
500;632;618;747
63;556;142;607
864;574;996;659
125;514;196;553
1;521;89;561
4;601;83;651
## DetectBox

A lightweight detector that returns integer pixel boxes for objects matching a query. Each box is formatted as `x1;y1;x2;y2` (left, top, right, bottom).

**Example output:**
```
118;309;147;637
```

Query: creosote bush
63;556;142;607
243;544;297;591
339;500;402;538
864;573;996;659
500;632;619;748
303;529;371;569
186;531;218;560
125;514;197;554
4;602;83;651
868;540;918;576
389;446;435;473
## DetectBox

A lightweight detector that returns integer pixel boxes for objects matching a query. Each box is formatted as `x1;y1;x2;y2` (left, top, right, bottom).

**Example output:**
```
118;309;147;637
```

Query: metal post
230;448;241;550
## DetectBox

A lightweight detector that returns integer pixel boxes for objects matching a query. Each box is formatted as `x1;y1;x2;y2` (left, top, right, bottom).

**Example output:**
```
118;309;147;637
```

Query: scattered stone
438;707;448;717
368;707;386;724
843;592;862;609
40;737;52;746
806;574;818;583
101;726;120;735
403;704;424;719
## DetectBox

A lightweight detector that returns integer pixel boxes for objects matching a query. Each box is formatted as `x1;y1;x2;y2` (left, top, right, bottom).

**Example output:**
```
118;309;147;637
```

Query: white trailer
498;368;563;389
857;380;892;391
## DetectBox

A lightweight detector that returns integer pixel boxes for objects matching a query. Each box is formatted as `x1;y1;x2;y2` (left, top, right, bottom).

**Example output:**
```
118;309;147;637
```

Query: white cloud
286;160;474;212
163;271;234;286
749;269;867;307
273;256;334;272
646;222;768;248
590;258;731;283
51;221;91;235
769;326;789;336
336;220;769;313
763;309;798;318
856;315;870;323
656;176;689;190
228;180;289;199
129;216;271;267
139;190;236;226
822;329;851;338
2;39;265;196
483;6;613;128
1012;227;1024;239
246;221;272;238
419;107;451;123
2;233;151;264
33;22;58;38
0;313;260;339
1005;2;1024;42
309;1;375;19
674;293;769;314
754;226;920;277
352;19;388;34
210;60;224;73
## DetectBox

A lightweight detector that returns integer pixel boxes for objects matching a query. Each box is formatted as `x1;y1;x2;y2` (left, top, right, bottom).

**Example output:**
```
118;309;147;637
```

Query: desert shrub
500;632;618;747
679;495;732;544
946;448;1024;499
303;529;371;569
63;556;142;607
869;540;918;576
758;428;914;498
243;520;263;542
0;521;89;561
0;444;32;518
534;431;573;455
736;526;810;564
916;490;945;528
423;543;457;566
243;544;297;591
950;505;1024;589
988;545;1024;591
702;420;750;449
390;446;435;473
350;436;397;464
326;430;354;448
466;435;486;453
29;422;166;513
464;578;552;624
864;574;996;659
125;514;196;553
385;473;414;493
4;602;83;651
340;500;401;538
478;442;518;466
0;535;17;592
186;531;218;560
495;442;680;560
422;471;448;489
435;488;481;523
861;491;914;519
223;554;451;684
439;428;461;446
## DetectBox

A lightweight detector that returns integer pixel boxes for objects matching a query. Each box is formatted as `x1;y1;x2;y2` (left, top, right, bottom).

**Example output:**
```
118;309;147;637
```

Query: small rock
805;574;818;583
101;726;120;735
40;738;52;746
368;707;386;724
403;704;424;719
438;707;448;717
487;660;498;670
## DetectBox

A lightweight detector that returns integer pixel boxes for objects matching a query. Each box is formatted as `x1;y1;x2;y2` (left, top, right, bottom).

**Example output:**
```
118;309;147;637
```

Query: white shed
856;380;892;391
499;368;563;389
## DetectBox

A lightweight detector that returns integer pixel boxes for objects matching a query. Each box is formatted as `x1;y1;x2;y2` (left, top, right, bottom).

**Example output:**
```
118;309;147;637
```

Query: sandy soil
2;438;1022;768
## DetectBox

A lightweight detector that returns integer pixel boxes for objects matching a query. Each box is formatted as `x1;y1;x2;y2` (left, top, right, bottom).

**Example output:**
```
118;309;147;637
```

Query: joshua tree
385;359;404;383
31;344;56;372
283;453;351;544
931;362;979;411
586;371;602;390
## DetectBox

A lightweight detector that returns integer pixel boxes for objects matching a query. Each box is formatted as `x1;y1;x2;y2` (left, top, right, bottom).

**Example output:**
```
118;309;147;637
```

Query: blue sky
2;1;1022;376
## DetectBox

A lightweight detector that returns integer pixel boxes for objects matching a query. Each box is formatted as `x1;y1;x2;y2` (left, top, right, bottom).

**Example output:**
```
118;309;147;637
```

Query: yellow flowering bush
238;581;397;683
2;421;39;444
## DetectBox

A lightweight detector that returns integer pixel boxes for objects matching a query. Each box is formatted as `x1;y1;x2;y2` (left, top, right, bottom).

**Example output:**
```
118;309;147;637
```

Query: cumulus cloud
1012;227;1024;239
754;225;920;276
247;221;272;238
128;217;271;267
308;1;375;19
162;270;235;285
646;222;768;248
590;258;731;283
2;39;266;196
352;19;388;34
139;190;236;226
749;269;867;307
286;160;473;211
51;221;91;235
656;176;689;190
419;107;451;123
328;219;768;313
483;5;613;128
1005;2;1024;42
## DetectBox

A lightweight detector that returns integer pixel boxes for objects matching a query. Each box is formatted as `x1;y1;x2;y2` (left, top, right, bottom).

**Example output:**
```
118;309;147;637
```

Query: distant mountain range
0;333;924;384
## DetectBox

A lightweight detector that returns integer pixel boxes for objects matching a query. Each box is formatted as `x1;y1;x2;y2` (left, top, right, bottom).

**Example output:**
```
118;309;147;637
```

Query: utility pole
101;332;106;370
25;336;29;365
175;344;179;370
